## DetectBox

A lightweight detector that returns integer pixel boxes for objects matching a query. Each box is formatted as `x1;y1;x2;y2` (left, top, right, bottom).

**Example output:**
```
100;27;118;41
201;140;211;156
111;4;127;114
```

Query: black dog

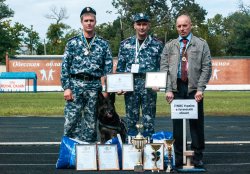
97;92;127;144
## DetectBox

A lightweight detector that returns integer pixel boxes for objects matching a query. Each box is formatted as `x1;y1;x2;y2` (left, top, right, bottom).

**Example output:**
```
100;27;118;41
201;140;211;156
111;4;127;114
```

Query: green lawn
0;91;249;116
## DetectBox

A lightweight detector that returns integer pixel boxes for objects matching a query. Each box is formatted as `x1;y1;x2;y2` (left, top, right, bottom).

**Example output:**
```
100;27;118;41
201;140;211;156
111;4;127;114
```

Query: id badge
131;64;139;73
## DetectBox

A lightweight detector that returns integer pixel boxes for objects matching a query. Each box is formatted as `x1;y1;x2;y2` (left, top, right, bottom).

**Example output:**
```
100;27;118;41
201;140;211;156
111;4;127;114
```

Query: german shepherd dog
97;92;127;143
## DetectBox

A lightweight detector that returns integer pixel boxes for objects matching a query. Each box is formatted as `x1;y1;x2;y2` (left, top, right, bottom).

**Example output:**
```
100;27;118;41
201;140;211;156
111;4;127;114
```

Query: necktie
181;39;188;82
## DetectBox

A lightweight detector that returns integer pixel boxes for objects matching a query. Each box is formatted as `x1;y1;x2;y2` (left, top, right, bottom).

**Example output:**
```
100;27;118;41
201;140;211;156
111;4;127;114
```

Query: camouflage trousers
64;80;100;143
124;78;157;137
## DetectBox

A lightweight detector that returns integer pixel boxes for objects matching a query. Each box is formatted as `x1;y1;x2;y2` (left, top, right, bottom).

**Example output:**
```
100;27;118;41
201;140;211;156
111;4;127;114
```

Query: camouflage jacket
61;34;113;90
116;35;163;73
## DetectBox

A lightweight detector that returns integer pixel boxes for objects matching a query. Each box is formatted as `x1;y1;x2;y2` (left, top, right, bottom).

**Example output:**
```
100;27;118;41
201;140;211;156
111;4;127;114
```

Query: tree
0;0;14;63
96;19;123;56
170;0;207;27
110;0;207;47
0;20;27;62
21;25;40;55
45;6;70;54
0;0;43;62
206;14;228;56
46;23;70;54
112;0;171;42
224;11;250;56
0;0;14;21
45;6;68;24
238;0;250;15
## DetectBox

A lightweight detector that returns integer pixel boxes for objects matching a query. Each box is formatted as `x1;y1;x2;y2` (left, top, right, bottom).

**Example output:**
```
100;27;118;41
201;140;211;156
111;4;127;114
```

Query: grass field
0;91;250;116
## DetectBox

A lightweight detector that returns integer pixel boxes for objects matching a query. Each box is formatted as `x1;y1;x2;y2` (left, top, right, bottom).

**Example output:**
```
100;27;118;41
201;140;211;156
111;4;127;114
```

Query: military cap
133;13;150;22
80;7;96;17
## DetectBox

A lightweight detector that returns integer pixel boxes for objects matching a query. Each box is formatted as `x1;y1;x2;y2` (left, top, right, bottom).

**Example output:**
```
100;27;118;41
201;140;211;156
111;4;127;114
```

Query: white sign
106;73;134;92
76;144;97;171
0;79;26;91
122;144;139;170
145;72;167;88
171;99;198;119
97;145;119;170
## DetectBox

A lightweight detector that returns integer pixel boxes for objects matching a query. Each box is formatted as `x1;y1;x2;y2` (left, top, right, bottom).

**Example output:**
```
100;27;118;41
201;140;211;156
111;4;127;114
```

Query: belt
133;73;146;79
70;73;100;81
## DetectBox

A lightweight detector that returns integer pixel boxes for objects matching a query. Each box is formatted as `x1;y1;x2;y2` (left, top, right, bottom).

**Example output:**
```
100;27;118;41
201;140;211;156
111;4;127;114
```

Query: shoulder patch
123;36;133;42
152;36;163;44
95;35;110;44
96;35;104;40
120;36;133;45
67;35;79;42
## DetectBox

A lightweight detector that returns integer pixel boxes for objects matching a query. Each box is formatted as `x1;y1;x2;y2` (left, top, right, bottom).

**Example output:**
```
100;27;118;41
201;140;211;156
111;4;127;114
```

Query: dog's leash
99;121;122;131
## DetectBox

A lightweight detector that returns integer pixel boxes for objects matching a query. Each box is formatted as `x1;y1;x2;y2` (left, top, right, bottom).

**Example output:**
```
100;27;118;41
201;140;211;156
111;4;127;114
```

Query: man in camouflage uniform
116;13;163;139
61;7;113;143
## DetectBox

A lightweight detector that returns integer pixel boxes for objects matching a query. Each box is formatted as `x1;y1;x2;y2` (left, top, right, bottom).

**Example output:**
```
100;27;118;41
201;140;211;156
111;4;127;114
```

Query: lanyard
81;32;96;53
135;36;148;63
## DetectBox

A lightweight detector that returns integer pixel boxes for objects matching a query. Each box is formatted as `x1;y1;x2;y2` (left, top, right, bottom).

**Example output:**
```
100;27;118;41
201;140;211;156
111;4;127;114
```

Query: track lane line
1;141;250;145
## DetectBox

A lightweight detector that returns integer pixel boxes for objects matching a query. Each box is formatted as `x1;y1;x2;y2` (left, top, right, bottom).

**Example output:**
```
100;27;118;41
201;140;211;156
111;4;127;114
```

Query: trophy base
134;165;144;172
152;167;160;172
166;167;174;173
182;165;195;169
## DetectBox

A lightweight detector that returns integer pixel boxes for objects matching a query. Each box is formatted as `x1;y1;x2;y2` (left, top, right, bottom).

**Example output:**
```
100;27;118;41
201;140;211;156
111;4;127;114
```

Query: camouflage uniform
116;35;163;137
61;34;113;142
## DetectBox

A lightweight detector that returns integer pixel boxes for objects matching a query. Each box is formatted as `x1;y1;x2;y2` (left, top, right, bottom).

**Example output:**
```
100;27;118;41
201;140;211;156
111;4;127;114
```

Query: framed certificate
76;144;97;171
171;99;198;119
122;144;139;170
143;143;164;171
97;144;119;170
106;73;134;92
145;72;167;88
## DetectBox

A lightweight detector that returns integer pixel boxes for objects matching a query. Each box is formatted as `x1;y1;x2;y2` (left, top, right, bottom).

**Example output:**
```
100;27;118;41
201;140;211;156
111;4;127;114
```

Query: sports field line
0;164;55;166
0;141;250;145
0;163;250;166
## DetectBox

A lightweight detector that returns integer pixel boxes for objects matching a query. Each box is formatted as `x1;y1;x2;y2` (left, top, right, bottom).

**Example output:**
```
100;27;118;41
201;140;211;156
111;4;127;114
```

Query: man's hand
195;91;203;102
117;90;126;95
102;92;109;98
166;91;174;104
152;87;159;92
64;89;73;101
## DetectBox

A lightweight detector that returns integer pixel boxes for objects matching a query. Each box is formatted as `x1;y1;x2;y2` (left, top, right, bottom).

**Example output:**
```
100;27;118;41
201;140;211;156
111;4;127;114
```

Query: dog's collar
99;121;122;131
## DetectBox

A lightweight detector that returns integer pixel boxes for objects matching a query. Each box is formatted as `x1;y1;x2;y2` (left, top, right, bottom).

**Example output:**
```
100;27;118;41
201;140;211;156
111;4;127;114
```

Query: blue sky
5;0;249;39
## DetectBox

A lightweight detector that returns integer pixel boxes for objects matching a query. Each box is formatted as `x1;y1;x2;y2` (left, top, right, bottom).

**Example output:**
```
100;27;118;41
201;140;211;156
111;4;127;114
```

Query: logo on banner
40;68;55;80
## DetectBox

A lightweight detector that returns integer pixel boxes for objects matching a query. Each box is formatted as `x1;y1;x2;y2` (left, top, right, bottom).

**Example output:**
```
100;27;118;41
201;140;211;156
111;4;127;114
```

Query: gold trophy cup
151;144;162;172
131;123;148;172
163;139;175;173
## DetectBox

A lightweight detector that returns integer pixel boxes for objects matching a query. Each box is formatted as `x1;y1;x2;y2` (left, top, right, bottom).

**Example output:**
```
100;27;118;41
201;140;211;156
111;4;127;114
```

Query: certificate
76;144;97;171
143;143;164;171
171;99;198;119
97;145;119;170
145;72;167;88
106;73;134;92
122;144;139;170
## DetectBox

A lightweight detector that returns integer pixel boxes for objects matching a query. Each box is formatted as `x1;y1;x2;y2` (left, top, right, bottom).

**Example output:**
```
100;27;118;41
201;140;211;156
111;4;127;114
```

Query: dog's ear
98;92;105;104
